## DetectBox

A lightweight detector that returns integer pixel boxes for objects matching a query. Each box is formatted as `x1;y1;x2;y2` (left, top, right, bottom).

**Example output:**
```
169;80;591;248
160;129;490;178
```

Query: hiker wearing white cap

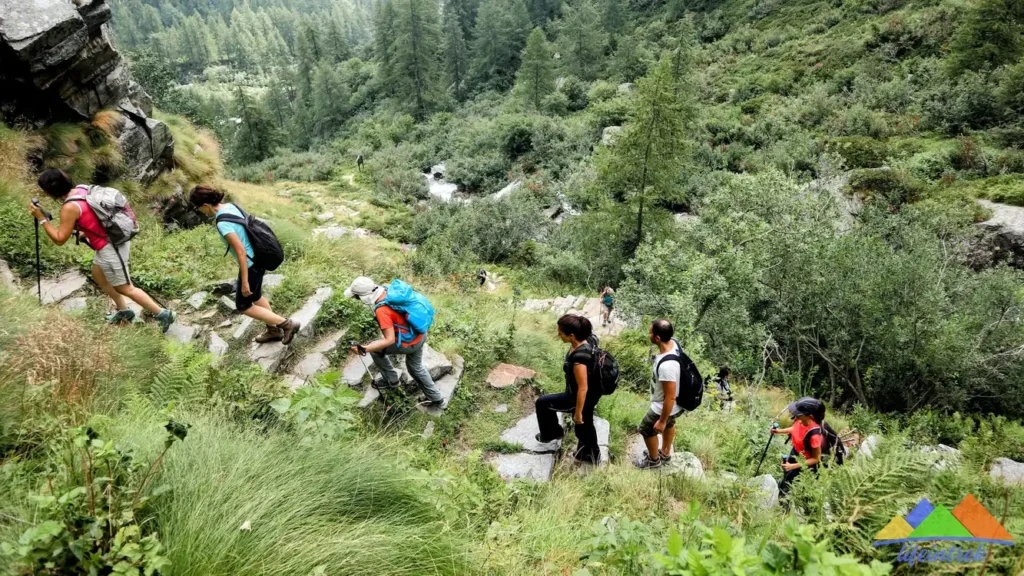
345;276;445;407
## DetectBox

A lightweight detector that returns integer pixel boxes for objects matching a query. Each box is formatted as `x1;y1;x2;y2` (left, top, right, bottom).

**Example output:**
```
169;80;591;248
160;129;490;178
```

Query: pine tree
947;0;1024;74
597;57;693;255
231;86;283;164
555;0;607;81
470;0;532;91
514;27;556;110
445;0;480;40
442;0;471;101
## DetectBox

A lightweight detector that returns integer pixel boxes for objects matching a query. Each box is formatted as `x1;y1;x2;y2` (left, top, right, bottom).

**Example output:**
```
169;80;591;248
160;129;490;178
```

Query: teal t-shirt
216;203;254;268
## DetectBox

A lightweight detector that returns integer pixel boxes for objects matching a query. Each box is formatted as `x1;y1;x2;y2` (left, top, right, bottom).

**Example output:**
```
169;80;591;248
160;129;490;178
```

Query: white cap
344;276;377;299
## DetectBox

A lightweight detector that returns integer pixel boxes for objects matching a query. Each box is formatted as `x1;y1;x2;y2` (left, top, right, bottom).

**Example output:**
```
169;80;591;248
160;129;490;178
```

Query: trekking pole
31;199;50;305
754;407;788;476
754;423;779;476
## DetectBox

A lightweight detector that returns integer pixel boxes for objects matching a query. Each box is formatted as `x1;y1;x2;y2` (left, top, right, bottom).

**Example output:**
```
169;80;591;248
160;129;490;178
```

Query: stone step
625;434;704;479
39;270;87;305
488;453;556;483
248;287;333;372
498;413;610;455
208;333;229;364
0;259;18;291
284;330;347;390
355;346;459;413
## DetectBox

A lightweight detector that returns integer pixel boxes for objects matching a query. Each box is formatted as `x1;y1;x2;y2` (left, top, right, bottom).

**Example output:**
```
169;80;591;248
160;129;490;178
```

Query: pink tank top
68;186;108;251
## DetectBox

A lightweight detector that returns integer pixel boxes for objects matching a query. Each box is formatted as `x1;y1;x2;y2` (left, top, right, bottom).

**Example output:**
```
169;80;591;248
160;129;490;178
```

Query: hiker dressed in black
535;315;602;464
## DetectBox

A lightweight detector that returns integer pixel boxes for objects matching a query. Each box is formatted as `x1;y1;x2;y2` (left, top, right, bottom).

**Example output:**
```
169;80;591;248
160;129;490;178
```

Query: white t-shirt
651;343;684;416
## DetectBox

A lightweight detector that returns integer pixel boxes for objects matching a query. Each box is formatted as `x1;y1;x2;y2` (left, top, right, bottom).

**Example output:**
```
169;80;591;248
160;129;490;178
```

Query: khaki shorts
94;242;131;287
638;408;680;438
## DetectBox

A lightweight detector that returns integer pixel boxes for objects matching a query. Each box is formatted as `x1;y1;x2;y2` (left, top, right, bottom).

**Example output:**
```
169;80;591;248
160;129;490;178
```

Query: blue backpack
375;279;435;345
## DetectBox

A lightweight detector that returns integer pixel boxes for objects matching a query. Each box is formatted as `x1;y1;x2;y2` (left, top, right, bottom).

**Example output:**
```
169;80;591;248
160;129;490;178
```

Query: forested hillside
107;0;1024;415
2;0;1024;574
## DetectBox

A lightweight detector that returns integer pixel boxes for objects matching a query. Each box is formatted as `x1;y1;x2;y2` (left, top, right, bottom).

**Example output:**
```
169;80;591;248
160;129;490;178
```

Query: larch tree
514;27;556;110
597;56;693;255
470;0;532;91
231;85;283;164
555;0;607;81
388;0;444;118
442;0;471;101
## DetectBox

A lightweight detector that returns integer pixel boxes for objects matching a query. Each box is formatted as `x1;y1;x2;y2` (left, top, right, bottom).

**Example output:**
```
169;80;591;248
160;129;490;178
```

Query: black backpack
801;423;847;466
579;335;620;396
215;207;285;271
656;338;703;411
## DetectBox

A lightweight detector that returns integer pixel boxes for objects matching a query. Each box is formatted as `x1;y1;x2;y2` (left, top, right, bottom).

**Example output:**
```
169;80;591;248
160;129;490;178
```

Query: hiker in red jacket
29;169;176;331
772;399;824;497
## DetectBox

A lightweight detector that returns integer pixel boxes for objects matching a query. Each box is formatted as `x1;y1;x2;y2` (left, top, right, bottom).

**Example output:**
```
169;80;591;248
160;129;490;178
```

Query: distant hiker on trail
636;319;687;469
29;169;176;332
708;366;734;405
345;276;445;408
535;314;602;464
189;185;300;345
772;398;824;497
356;154;364;172
599;286;614;326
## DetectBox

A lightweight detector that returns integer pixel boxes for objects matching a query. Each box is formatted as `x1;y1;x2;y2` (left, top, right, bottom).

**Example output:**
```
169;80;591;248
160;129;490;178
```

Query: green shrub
318;292;381;342
847;168;925;207
3;422;186;576
587;80;619;103
825;137;891;169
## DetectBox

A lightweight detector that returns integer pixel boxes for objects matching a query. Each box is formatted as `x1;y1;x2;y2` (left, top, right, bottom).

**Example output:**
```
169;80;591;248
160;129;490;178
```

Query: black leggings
536;391;601;464
778;449;819;497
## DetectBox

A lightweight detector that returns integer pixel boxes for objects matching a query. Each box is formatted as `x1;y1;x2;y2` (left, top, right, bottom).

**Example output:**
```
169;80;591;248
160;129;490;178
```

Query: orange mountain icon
952;494;1014;541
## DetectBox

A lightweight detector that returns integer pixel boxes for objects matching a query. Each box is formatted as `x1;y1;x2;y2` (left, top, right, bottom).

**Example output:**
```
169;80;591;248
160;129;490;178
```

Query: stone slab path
39;270;87;305
248;287;333;372
284;330;347;390
491;412;610;482
521;295;627;337
353;345;461;417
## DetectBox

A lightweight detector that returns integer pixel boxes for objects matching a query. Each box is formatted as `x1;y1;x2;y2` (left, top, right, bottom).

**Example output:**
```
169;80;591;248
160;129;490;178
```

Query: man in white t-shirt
636;319;684;469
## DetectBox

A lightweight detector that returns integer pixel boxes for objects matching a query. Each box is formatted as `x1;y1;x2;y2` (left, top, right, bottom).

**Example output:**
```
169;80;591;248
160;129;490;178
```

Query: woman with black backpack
189;186;300;345
772;399;824;497
534;315;602;464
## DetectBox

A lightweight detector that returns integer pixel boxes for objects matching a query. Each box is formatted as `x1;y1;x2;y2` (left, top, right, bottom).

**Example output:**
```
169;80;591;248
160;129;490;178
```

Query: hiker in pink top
29;169;176;331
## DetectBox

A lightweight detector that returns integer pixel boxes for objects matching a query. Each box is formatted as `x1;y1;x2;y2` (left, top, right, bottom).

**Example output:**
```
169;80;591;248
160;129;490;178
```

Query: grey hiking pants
370;338;443;403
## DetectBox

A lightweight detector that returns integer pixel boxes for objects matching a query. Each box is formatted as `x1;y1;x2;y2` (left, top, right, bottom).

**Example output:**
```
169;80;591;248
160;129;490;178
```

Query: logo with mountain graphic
874;495;1014;566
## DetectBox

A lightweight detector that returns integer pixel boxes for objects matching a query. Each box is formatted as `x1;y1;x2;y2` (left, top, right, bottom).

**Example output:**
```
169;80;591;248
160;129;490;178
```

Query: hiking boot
372;378;400;391
424;398;446;409
659;450;672;464
155;309;176;333
106;309;136;325
534;432;564;444
279;320;301;346
255;325;284;344
635;455;663;470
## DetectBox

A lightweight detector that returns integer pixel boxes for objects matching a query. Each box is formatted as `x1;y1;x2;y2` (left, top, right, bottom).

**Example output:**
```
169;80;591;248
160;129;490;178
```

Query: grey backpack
65;186;140;246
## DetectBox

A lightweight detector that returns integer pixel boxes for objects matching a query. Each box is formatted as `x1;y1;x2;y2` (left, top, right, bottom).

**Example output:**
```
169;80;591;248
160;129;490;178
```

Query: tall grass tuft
113;410;473;576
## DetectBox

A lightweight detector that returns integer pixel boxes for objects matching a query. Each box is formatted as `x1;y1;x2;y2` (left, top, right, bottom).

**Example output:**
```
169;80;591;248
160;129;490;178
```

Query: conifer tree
597;57;693;255
555;0;607;81
265;76;292;129
385;0;444;118
231;86;283;164
514;27;556;110
527;0;561;26
470;0;532;91
442;0;471;101
602;0;627;38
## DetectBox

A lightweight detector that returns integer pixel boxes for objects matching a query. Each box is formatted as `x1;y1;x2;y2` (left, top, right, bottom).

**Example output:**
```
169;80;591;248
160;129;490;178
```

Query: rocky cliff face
0;0;173;183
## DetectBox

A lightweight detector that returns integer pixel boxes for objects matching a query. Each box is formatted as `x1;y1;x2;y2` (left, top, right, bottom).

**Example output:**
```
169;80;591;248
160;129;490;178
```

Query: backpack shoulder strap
803;426;823;450
215;214;247;225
